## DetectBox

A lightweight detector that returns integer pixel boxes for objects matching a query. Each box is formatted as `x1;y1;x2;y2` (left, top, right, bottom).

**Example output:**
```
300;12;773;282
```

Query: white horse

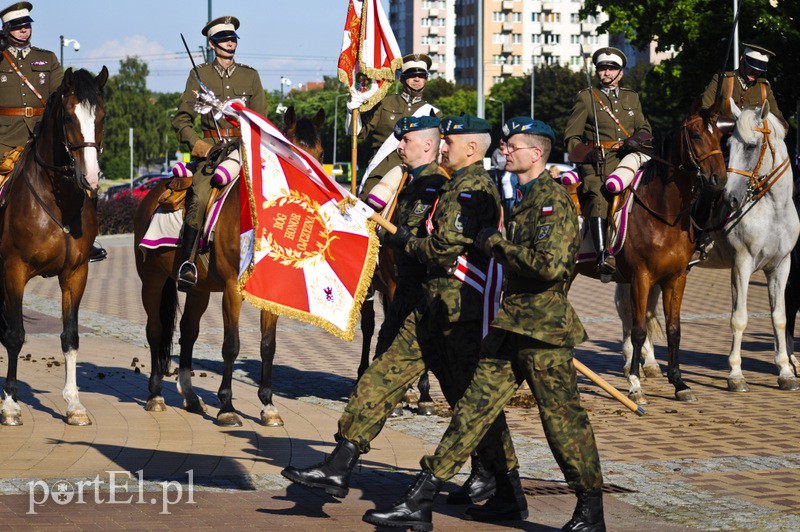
620;101;799;394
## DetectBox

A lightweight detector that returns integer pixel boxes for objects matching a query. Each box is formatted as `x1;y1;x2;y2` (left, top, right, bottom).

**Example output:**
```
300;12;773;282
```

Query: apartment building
389;0;610;91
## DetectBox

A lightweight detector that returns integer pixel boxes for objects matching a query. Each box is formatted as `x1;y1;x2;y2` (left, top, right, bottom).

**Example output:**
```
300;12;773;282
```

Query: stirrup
177;261;197;291
687;241;713;270
89;243;108;263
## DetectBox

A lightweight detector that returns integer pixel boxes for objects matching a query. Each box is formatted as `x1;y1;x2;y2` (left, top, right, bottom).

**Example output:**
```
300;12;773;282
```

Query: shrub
97;195;139;235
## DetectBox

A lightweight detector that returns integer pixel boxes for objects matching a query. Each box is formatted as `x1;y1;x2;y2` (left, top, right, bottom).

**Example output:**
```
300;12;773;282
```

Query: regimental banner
229;101;378;341
337;0;402;112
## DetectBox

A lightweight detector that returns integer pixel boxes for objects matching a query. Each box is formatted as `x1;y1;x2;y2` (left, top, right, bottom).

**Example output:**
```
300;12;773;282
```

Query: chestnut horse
611;107;728;404
0;67;108;425
133;106;323;427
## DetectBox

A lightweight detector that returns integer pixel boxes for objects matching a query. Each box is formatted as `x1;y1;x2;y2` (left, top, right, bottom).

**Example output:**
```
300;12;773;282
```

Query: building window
531;13;539;22
532;34;542;44
570;56;581;66
511;12;521;22
492;12;504;22
545;33;560;44
512;33;521;44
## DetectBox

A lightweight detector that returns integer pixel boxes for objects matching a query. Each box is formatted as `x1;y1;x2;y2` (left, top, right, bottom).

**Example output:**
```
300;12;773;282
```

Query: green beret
439;114;491;135
502;116;555;144
393;115;441;139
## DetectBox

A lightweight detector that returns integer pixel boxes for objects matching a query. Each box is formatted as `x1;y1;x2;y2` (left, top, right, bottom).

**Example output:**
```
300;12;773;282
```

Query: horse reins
726;117;791;203
680;115;723;177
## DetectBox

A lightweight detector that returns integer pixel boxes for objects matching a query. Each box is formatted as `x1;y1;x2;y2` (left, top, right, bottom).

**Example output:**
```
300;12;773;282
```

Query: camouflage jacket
0;46;63;150
172;60;267;150
484;170;587;348
406;161;502;323
392;161;448;281
564;86;651;153
360;92;440;178
701;71;787;129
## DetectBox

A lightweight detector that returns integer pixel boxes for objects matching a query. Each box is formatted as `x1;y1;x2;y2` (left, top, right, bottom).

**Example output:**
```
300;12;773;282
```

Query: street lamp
487;97;505;125
59;35;80;66
164;107;178;172
280;77;292;101
530;44;545;119
333;93;347;168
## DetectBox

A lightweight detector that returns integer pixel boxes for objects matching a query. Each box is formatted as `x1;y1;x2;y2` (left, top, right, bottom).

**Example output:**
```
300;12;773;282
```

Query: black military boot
687;190;715;269
589;216;615;279
362;471;445;531
446;455;496;504
281;439;360;498
562;489;606;532
177;225;199;292
465;468;528;522
89;240;107;262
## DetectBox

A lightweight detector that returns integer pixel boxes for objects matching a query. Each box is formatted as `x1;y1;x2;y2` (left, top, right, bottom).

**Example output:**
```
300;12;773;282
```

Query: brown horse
0;67;108;426
610;106;728;404
133;106;324;427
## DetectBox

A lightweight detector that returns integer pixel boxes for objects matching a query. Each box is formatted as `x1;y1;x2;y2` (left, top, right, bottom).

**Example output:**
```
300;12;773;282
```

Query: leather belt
203;128;241;139
0;107;44;117
505;279;567;294
588;140;623;149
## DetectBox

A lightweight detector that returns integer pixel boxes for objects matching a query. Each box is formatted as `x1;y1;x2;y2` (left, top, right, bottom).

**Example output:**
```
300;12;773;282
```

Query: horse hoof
1;413;22;426
675;389;697;402
261;412;284;427
145;398;167;412
403;388;420;404
628;391;649;405
184;398;207;414
727;379;750;392
67;412;92;426
217;412;243;427
417;403;436;416
778;377;800;391
643;365;663;379
389;405;404;418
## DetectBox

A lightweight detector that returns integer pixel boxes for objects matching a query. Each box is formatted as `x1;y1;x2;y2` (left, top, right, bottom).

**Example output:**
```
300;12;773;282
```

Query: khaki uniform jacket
360;92;440;178
392;161;448;281
172;61;267;150
564;86;651;155
405;161;501;323
0;47;63;150
485;170;587;348
701;71;787;129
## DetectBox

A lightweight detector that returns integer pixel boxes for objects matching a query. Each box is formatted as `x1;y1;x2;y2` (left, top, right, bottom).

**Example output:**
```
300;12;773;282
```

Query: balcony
501;43;514;54
501;64;514;75
429;8;439;17
501;1;514;11
427;44;440;54
502;21;515;32
428;26;440;35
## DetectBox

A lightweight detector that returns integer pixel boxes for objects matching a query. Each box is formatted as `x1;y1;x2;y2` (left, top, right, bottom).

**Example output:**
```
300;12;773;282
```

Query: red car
109;175;169;201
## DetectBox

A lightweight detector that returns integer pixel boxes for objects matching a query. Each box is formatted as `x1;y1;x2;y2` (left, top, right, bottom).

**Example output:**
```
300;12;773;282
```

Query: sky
33;0;392;94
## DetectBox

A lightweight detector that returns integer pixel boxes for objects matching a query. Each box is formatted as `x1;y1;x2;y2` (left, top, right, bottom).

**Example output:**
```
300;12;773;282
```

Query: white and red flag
228;101;379;341
337;0;402;112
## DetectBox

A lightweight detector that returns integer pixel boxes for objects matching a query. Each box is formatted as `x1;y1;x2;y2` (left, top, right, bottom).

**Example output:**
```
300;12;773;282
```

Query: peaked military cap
0;2;33;28
502;116;555;144
592;46;627;69
202;16;240;40
439;114;491;135
393;115;441;139
401;53;432;77
741;43;775;72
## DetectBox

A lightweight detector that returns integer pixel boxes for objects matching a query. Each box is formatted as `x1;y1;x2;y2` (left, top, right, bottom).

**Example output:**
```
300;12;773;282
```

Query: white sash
359;103;438;190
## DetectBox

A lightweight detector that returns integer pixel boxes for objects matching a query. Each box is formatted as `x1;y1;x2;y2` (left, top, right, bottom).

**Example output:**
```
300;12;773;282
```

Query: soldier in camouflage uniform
565;47;651;277
349;53;441;199
363;117;605;532
172;15;266;290
282;115;521;521
0;2;106;262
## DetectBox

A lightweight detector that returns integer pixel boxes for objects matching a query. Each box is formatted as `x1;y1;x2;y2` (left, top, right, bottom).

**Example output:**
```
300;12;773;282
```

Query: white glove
346;86;368;111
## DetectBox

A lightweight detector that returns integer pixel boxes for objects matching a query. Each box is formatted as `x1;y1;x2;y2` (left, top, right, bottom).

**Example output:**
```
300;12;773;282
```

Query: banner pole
573;358;645;416
351;108;359;196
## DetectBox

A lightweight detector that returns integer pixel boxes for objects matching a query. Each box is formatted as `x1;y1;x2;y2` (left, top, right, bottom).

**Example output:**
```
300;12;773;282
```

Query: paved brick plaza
0;233;798;530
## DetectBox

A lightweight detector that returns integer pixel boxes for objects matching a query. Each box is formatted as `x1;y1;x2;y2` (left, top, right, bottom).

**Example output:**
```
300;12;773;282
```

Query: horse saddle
157;175;192;212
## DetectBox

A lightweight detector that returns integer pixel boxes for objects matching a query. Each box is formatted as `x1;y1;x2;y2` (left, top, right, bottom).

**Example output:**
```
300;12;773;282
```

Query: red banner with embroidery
337;0;402;112
229;101;379;341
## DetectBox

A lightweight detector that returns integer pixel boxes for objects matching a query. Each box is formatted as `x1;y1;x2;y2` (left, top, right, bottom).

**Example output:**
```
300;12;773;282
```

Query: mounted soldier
564;46;652;278
0;1;106;261
172;15;266;290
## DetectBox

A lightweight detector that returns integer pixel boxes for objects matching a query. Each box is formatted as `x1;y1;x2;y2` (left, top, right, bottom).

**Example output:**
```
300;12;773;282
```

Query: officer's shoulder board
237;63;257;71
757;78;771;86
29;46;52;54
197;62;212;69
722;71;736;78
620;87;637;93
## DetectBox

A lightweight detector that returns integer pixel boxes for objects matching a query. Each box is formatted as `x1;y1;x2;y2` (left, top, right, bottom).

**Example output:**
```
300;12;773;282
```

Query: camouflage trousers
338;306;518;476
374;280;423;358
421;328;603;491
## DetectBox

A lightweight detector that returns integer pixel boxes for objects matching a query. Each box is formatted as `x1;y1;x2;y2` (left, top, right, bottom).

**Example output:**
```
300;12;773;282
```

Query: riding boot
688;190;715;269
465;469;528;522
177;225;200;292
446;455;496;504
362;471;445;531
281;439;360;498
589;216;615;279
88;194;107;262
561;489;606;532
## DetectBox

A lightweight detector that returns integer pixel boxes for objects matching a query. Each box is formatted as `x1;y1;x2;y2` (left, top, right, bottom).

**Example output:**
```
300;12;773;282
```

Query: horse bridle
679;115;723;179
726;117;791;203
33;92;102;176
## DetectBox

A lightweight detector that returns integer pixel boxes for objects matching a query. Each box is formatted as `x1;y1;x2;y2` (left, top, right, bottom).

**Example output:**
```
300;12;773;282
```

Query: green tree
102;57;162;178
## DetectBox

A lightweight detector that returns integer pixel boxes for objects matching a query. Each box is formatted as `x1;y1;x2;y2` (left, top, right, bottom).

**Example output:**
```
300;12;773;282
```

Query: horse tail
0;283;7;349
157;279;179;375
